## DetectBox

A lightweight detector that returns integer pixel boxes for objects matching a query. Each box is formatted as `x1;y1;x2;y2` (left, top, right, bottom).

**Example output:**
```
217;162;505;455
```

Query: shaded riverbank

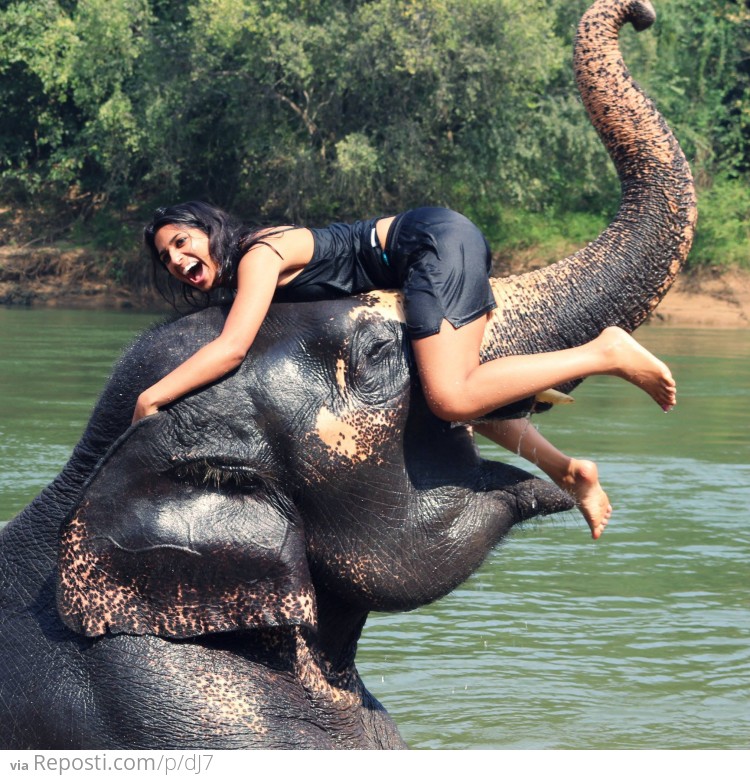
2;242;748;328
646;268;750;329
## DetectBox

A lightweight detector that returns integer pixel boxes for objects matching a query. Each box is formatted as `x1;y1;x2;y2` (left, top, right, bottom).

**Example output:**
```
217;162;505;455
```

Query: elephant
0;0;695;749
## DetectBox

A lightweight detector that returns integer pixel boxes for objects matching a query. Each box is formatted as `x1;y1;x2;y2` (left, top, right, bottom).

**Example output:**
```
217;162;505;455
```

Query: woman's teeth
183;261;200;279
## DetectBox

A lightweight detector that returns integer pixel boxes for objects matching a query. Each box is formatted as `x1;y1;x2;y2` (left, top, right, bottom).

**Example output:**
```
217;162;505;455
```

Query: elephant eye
169;459;263;494
348;322;408;403
366;338;395;364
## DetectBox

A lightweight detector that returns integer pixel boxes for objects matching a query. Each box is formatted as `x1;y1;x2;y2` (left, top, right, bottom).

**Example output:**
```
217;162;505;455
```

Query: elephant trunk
480;0;697;366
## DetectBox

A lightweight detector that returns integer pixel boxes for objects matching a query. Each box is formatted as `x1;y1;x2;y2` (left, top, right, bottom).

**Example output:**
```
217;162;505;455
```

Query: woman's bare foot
597;327;677;410
555;458;612;540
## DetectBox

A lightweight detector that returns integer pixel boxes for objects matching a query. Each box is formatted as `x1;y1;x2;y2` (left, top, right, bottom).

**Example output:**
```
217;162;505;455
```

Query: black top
272;217;400;302
269;207;496;340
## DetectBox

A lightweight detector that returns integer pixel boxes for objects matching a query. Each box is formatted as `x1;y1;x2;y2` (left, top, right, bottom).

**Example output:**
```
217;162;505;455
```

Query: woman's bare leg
476;418;612;540
410;320;676;422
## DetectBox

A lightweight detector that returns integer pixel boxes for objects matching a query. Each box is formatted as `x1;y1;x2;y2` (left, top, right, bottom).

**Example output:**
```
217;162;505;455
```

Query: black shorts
385;207;497;339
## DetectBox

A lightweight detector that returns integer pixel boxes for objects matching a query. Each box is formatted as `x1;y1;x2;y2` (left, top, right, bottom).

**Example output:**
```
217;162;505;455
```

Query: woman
136;201;677;539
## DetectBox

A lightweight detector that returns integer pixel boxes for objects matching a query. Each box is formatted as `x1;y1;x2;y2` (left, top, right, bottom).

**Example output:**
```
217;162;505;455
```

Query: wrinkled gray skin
0;299;572;749
0;0;695;750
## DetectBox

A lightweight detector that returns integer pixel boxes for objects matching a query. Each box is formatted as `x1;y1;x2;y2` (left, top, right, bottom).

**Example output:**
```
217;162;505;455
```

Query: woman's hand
131;392;160;425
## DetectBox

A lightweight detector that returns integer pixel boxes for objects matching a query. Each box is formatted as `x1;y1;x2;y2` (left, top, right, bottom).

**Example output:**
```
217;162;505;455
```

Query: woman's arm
132;248;283;424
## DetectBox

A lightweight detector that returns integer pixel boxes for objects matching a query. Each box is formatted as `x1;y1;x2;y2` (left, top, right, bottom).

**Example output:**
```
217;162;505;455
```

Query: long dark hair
143;201;261;308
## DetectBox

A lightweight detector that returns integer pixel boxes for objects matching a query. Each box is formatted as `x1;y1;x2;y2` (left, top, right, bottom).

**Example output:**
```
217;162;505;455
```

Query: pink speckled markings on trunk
481;0;697;374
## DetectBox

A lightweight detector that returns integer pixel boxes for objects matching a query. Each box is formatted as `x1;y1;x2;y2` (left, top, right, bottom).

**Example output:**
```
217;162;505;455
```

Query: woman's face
154;224;219;292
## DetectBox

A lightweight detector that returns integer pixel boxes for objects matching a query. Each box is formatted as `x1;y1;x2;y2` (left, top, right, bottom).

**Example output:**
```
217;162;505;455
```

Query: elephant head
57;297;572;643
44;296;572;749
0;0;695;749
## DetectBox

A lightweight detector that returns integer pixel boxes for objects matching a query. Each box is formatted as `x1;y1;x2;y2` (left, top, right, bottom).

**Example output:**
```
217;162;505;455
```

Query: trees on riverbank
1;0;748;268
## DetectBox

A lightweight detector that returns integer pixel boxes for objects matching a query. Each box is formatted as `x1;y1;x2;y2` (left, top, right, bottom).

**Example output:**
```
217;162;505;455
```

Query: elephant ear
57;424;316;639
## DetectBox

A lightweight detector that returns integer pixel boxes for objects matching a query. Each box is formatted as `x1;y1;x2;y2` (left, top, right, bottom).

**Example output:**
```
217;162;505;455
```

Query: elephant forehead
313;405;396;465
335;358;347;392
347;290;405;326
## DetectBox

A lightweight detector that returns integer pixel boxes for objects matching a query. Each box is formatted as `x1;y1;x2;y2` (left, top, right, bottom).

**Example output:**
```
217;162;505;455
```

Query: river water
1;308;748;749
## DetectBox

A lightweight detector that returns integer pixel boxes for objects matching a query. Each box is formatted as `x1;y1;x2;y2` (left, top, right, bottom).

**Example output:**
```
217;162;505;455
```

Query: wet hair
143;201;263;309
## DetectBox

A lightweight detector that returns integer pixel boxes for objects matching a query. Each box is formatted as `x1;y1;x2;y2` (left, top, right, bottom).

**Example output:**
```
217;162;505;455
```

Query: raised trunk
481;0;697;365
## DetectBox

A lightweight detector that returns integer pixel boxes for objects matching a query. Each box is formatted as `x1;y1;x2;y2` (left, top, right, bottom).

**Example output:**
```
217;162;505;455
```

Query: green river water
0;307;748;749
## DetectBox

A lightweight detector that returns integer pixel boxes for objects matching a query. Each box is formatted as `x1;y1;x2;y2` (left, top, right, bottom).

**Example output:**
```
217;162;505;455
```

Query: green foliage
621;0;750;188
464;201;608;261
69;209;136;253
0;0;748;269
691;176;750;268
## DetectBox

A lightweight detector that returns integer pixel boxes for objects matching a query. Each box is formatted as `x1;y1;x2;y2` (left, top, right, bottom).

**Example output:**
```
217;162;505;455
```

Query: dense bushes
1;0;748;267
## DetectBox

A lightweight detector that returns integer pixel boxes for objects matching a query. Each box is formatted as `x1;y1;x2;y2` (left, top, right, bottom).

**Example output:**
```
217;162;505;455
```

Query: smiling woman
155;227;219;291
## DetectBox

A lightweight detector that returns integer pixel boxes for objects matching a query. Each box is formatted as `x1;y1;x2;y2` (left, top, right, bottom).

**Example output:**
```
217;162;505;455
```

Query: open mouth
182;260;205;285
